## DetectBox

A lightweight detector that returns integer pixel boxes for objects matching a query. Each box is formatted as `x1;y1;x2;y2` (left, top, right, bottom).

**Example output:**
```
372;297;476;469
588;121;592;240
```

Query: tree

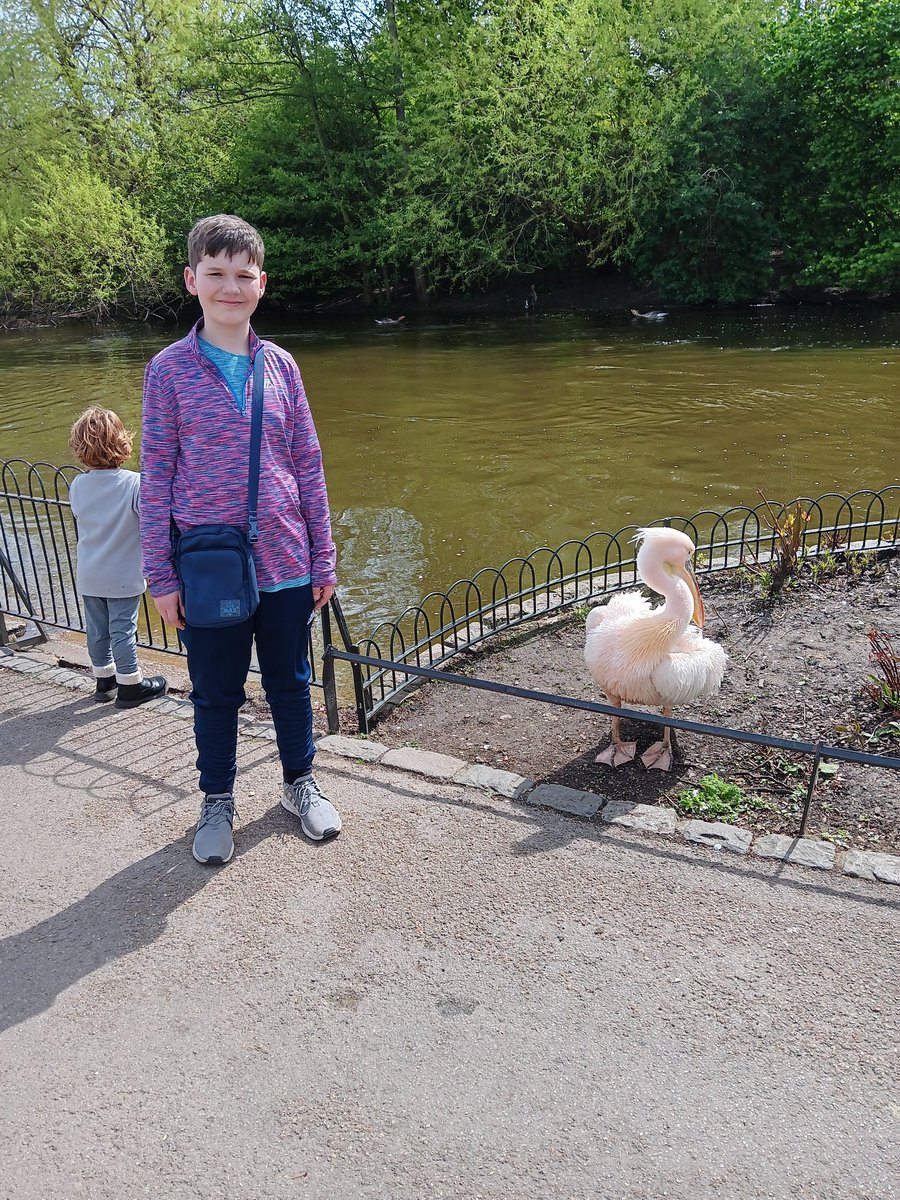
766;0;900;292
619;0;777;303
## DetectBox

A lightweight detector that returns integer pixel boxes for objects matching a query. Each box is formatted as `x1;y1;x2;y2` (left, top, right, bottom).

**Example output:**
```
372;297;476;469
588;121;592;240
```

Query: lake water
1;307;897;626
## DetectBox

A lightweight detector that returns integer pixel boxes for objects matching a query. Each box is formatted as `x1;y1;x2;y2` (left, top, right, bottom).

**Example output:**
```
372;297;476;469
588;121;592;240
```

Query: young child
140;213;341;866
68;407;168;709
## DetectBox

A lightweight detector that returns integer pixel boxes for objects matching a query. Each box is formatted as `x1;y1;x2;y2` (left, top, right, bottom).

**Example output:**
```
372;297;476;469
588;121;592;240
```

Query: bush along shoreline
3;268;898;330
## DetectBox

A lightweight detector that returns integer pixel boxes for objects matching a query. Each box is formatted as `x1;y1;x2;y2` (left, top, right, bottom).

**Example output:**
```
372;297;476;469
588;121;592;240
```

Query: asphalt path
1;669;897;1200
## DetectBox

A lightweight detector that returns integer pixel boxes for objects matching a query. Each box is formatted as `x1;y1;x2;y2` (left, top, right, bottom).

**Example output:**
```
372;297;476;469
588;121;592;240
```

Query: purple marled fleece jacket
140;320;337;598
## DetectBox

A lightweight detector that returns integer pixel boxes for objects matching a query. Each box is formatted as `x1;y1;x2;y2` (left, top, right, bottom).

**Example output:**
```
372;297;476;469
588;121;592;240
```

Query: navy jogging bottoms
180;583;316;795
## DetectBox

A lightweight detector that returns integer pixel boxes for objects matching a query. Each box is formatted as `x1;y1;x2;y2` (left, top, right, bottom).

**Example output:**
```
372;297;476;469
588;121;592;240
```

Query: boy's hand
312;584;335;611
154;590;185;630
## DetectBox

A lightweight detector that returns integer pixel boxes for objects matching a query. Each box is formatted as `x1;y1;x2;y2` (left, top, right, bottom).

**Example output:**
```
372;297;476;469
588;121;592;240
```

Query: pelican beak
674;559;705;628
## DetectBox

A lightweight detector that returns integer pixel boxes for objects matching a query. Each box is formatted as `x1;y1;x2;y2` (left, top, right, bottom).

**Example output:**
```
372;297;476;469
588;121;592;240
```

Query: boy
68;406;168;709
140;214;341;865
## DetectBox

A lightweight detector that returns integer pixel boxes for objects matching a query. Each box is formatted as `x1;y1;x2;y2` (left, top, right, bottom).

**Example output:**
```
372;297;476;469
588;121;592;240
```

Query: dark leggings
180;584;315;795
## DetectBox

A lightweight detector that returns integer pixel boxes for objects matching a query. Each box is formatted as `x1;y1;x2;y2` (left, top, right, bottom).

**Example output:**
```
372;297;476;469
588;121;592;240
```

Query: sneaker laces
287;776;326;815
200;794;236;828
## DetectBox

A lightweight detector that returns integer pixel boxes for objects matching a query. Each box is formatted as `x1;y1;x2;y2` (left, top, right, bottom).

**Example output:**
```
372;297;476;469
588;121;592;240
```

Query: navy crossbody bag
173;347;264;628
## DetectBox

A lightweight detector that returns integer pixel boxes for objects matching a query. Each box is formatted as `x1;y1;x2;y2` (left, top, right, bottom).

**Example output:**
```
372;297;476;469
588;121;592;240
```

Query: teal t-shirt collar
198;336;252;414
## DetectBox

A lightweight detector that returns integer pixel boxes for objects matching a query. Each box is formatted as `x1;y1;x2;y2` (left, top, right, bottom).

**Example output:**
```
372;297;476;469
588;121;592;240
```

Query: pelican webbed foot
595;741;637;767
641;741;673;771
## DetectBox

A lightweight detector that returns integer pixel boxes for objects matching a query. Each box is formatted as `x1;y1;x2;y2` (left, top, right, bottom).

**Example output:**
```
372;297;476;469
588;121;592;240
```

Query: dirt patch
373;554;900;852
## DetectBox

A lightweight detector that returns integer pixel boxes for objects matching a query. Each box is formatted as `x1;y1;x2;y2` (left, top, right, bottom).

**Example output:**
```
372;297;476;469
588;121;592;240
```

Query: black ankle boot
94;677;118;703
114;676;168;709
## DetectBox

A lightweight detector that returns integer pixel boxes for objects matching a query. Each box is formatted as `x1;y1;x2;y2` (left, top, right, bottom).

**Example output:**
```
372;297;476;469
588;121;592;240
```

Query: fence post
0;547;48;648
798;746;824;838
326;593;371;735
319;603;341;735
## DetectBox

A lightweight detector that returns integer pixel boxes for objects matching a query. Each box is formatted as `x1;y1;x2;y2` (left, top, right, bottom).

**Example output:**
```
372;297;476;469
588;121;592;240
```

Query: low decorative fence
2;460;898;743
352;488;900;730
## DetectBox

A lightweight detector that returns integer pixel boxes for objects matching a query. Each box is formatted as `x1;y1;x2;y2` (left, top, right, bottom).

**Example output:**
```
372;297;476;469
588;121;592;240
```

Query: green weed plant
675;773;766;824
742;492;811;598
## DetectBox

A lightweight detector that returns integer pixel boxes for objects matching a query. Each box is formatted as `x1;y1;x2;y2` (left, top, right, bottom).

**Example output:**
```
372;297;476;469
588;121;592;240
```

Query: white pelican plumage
584;528;727;770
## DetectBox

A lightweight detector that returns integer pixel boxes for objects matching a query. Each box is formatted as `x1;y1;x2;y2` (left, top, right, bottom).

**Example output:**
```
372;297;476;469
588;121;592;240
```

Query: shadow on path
0;813;276;1036
321;763;900;914
0;680;277;814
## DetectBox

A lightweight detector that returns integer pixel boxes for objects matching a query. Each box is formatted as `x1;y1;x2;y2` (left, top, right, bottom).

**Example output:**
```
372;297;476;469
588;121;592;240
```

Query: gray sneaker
192;794;235;865
281;775;342;841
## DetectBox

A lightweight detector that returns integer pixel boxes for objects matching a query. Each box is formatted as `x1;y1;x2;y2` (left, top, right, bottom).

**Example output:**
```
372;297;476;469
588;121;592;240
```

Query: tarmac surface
1;665;898;1200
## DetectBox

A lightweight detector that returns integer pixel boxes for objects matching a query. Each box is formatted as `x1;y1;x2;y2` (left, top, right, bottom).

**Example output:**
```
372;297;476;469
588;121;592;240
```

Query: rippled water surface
2;308;897;623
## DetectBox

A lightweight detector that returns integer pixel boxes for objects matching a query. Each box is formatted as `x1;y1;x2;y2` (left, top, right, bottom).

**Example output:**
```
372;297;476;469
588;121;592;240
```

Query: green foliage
818;827;850;847
764;0;900;292
847;550;878;580
224;98;385;300
387;0;612;285
11;158;168;315
676;772;765;822
806;551;839;584
619;0;778;302
2;0;898;314
835;716;900;751
742;492;812;598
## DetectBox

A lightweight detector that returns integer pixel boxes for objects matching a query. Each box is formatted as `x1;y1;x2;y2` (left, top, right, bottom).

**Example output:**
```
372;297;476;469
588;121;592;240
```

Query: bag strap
247;345;265;545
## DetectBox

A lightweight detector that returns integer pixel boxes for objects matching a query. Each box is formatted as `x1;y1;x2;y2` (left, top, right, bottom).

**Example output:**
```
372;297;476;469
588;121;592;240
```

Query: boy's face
184;250;266;329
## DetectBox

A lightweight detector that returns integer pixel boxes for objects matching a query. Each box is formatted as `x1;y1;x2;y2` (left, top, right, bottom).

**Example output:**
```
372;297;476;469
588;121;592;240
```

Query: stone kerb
2;649;898;888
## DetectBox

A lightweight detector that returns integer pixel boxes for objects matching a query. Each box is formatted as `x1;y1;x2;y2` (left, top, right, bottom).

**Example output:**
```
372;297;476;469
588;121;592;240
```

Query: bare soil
374;553;900;852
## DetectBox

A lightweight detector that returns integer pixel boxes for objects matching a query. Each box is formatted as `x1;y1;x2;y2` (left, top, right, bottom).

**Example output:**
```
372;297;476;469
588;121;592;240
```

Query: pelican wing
651;636;727;706
605;591;653;619
585;601;679;705
585;591;650;634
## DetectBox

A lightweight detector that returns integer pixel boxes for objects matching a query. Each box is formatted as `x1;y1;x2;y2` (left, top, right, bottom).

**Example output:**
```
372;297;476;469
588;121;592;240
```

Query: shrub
12;158;169;317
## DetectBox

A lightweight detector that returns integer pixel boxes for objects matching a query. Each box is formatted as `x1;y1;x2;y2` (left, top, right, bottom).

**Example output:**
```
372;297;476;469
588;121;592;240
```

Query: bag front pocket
174;524;258;628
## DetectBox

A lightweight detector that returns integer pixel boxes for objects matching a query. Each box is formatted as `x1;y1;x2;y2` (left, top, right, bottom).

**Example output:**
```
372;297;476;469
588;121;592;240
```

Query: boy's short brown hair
69;407;133;470
187;214;265;270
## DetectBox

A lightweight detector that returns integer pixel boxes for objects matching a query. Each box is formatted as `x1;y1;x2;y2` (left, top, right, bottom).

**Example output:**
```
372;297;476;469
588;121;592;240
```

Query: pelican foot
641;741;673;771
595;741;637;767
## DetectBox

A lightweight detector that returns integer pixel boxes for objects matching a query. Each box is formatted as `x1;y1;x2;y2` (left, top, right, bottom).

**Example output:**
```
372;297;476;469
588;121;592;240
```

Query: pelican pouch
172;347;265;629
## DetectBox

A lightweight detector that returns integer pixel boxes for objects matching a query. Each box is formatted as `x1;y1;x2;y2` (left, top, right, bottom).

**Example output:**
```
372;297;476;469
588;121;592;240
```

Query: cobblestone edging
4;650;898;887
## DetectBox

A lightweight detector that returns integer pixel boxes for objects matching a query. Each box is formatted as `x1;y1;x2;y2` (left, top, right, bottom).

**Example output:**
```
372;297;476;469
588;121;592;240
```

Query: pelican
630;308;668;321
584;528;727;770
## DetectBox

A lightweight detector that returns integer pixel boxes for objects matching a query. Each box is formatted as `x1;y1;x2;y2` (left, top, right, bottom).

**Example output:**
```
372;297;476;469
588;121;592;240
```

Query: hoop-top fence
353;487;899;728
2;461;898;758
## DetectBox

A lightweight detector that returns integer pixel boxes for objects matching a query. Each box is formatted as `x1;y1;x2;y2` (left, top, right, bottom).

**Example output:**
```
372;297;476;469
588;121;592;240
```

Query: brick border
3;650;897;887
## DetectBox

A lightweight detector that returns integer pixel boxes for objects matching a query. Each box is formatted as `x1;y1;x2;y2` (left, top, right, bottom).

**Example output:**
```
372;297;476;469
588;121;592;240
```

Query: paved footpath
1;667;898;1200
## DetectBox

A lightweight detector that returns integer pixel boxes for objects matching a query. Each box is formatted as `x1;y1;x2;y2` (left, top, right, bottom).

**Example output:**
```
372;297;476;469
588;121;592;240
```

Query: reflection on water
1;307;898;630
333;505;425;624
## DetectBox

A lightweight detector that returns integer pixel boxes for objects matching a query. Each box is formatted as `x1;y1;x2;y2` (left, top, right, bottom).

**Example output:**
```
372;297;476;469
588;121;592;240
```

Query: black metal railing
352;488;900;727
0;457;352;729
3;461;899;761
325;647;900;839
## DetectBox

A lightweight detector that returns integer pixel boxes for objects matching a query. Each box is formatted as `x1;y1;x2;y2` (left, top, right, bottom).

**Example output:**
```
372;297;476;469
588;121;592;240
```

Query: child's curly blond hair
69;407;134;470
